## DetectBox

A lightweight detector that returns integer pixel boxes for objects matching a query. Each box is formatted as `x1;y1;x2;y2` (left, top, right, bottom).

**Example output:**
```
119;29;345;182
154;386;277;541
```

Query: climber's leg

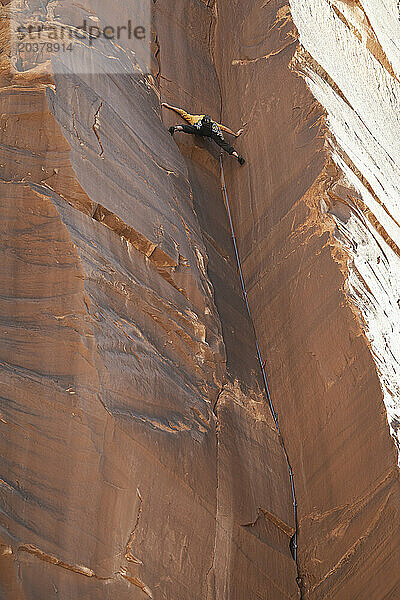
169;124;198;135
211;132;235;154
211;132;245;165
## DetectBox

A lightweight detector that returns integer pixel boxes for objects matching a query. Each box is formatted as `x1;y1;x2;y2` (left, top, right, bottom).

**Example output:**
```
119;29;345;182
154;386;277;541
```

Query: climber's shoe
169;126;176;136
237;155;245;165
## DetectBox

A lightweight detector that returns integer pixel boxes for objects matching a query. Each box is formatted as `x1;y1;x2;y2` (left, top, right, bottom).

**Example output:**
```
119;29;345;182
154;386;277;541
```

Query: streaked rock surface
2;0;400;598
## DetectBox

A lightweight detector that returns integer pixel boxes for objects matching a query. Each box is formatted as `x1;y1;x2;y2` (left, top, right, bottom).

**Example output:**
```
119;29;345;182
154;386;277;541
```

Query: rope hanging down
219;155;301;576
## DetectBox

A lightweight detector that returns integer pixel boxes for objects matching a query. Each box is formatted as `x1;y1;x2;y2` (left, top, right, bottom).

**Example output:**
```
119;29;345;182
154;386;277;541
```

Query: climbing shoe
169;126;176;135
238;155;245;165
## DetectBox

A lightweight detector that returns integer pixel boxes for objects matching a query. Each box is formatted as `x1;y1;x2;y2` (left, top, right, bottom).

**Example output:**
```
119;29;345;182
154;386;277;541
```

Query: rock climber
162;102;246;165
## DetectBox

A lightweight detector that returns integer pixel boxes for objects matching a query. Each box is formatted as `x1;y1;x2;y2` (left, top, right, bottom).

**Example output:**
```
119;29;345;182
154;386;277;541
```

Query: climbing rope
219;155;301;579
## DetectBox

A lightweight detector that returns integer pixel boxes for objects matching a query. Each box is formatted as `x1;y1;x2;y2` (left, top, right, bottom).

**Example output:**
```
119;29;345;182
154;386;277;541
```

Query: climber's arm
218;123;245;137
161;103;193;122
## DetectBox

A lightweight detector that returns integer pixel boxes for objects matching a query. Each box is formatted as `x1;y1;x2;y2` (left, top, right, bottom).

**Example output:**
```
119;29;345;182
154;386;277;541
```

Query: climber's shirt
173;108;226;138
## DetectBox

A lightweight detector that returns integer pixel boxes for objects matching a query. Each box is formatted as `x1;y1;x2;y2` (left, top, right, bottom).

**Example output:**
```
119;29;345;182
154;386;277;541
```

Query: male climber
162;103;246;165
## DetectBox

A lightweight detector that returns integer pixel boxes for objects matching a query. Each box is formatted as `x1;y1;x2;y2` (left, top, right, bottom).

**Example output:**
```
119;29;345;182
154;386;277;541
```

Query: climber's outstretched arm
218;123;245;137
161;103;191;120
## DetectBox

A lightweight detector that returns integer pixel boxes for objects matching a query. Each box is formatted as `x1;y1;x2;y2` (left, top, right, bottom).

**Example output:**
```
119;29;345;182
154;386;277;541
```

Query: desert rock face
213;0;400;598
1;0;400;599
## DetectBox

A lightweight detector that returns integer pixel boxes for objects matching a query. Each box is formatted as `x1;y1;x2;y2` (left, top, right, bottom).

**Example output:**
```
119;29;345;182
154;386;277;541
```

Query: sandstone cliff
1;0;400;599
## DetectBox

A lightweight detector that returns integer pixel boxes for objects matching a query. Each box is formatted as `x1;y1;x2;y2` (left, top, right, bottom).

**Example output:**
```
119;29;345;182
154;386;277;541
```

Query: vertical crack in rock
212;381;226;416
125;489;144;565
72;112;85;145
205;403;220;600
152;27;161;87
218;154;303;596
92;102;104;158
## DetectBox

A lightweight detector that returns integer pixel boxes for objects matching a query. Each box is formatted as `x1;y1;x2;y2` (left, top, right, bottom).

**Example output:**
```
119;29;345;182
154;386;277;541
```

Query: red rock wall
2;0;400;598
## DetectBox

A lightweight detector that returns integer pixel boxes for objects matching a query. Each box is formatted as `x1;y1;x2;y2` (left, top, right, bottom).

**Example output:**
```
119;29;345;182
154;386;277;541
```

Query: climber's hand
236;126;246;137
